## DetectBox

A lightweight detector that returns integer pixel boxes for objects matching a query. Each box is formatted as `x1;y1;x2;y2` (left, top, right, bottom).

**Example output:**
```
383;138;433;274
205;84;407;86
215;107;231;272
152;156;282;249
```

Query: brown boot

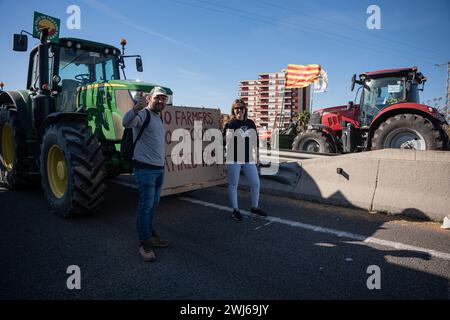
150;234;170;248
139;241;156;262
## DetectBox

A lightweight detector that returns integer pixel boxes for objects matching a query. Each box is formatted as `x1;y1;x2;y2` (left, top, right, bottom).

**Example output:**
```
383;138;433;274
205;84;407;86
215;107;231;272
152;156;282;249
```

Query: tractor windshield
59;47;120;85
360;77;406;126
57;46;120;111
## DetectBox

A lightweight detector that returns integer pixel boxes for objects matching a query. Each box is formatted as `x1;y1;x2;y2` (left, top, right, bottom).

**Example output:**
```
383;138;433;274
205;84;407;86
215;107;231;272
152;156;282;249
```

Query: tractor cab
13;31;172;145
24;37;145;113
352;67;426;127
56;39;121;111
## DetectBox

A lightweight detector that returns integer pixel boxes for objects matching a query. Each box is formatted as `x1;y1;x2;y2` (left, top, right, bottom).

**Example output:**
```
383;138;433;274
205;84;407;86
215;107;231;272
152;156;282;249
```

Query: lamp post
435;62;450;121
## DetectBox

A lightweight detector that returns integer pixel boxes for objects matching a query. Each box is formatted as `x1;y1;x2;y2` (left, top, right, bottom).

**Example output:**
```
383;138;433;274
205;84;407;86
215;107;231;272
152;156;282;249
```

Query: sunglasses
235;107;245;112
154;95;168;103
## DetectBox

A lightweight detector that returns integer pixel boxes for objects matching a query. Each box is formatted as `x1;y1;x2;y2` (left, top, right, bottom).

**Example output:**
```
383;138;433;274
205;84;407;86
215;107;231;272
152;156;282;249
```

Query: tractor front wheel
40;122;107;218
292;130;336;153
370;114;444;150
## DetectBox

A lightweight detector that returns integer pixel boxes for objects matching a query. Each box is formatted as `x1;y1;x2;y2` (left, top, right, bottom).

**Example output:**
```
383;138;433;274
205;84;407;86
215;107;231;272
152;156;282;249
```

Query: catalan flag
285;64;321;89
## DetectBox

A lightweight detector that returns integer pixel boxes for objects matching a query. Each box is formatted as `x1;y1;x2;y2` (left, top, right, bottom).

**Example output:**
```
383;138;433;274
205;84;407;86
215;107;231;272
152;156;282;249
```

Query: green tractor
0;28;172;217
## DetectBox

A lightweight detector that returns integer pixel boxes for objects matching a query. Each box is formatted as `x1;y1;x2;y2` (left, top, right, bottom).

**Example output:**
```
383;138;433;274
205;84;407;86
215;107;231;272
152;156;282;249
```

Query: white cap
149;86;168;97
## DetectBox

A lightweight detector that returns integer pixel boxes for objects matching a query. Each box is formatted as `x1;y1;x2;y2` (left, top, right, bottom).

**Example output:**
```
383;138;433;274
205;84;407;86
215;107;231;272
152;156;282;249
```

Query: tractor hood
95;80;173;95
313;105;348;116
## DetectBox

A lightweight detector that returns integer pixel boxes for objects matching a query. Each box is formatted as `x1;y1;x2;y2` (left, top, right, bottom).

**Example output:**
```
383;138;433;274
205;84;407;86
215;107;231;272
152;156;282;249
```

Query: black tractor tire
371;114;445;150
40;122;107;218
292;130;336;153
0;105;39;189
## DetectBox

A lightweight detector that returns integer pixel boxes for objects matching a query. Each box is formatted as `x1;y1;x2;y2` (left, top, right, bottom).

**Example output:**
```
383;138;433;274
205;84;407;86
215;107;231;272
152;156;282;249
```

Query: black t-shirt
223;119;259;163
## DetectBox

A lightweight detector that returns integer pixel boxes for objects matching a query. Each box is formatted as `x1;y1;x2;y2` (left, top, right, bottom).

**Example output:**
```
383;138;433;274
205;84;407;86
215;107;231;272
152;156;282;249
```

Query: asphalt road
1;179;450;300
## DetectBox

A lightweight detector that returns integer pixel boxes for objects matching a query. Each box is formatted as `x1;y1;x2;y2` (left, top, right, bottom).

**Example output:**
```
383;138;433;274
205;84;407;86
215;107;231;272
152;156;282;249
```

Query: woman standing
223;99;267;221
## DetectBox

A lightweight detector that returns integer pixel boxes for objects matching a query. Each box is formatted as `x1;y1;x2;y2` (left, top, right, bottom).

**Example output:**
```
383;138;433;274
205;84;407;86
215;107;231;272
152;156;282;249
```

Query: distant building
239;70;311;139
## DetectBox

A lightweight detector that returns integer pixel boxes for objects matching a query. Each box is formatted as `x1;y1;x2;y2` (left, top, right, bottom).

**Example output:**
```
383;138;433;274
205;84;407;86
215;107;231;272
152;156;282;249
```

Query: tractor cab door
87;56;121;142
27;47;52;91
54;45;121;140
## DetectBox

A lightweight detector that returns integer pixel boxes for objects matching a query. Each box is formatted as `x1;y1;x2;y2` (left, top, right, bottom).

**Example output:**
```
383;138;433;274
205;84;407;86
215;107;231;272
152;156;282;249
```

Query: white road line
254;221;274;231
178;197;450;262
110;179;450;261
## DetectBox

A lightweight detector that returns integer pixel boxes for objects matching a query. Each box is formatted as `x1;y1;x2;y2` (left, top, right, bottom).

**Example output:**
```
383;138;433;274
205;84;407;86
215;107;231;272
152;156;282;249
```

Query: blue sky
1;0;449;114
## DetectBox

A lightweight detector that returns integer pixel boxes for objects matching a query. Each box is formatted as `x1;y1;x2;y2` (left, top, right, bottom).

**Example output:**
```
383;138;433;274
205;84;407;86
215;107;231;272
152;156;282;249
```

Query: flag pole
279;84;286;129
281;67;290;129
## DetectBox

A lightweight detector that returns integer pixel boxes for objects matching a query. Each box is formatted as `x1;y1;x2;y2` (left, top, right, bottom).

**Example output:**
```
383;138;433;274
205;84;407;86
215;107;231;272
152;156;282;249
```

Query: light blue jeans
226;163;260;210
133;168;165;242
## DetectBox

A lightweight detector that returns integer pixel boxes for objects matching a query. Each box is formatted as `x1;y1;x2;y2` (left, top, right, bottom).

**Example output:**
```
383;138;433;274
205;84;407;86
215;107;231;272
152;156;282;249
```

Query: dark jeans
133;168;165;242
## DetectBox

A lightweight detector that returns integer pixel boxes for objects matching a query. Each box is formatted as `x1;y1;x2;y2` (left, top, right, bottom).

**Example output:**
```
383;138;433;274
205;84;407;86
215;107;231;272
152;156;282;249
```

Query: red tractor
292;67;449;153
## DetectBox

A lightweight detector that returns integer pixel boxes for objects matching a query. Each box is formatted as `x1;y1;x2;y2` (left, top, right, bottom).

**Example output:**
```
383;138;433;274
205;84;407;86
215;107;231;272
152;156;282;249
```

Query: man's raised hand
133;93;148;112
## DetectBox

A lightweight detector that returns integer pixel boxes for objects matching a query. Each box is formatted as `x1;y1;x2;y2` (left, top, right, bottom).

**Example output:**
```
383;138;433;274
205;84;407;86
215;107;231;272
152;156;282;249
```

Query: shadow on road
0;179;449;299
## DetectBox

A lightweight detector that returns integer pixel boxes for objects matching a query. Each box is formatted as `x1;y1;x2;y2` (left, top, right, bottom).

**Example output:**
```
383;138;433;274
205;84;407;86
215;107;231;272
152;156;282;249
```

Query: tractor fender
0;90;34;135
41;112;88;135
369;103;448;142
306;123;340;151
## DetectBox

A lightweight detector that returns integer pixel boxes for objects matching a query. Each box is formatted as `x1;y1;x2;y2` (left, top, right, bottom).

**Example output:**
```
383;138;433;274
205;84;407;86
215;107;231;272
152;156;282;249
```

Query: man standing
122;87;170;262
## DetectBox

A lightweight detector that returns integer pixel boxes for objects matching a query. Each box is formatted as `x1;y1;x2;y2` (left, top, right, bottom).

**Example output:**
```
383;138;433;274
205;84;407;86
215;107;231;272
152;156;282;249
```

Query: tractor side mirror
13;34;28;52
419;81;426;92
351;74;356;91
136;57;143;72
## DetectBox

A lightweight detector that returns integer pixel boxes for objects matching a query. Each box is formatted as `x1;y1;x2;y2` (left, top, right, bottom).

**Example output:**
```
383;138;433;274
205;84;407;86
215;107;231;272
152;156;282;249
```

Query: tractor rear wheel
371;114;444;150
292;130;336;153
0;106;38;189
40;122;107;218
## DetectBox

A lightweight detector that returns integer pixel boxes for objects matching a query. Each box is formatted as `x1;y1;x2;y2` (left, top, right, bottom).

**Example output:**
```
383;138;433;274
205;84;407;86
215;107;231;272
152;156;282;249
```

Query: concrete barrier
344;148;450;162
239;149;450;221
372;159;450;221
294;157;379;210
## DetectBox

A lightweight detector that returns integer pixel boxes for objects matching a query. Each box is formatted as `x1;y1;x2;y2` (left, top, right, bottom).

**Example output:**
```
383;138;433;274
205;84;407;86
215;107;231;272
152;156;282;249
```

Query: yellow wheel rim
47;145;68;198
1;123;14;171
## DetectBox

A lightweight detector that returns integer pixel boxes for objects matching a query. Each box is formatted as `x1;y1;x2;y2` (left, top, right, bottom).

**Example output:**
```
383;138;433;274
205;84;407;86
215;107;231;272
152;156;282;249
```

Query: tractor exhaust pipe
38;28;49;91
32;27;51;134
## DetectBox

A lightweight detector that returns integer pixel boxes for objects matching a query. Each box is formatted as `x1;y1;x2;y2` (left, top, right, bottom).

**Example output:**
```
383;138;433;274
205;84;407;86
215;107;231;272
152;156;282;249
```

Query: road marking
110;179;450;262
178;197;450;262
254;221;273;231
